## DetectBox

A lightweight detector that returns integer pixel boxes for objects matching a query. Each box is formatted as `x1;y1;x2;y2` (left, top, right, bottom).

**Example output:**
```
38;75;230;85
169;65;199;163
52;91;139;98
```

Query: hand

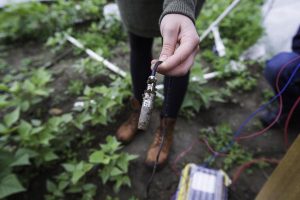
153;14;200;76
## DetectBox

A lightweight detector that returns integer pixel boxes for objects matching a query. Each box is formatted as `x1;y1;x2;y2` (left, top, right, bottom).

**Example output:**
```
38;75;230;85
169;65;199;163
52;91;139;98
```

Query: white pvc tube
199;0;241;42
65;34;127;77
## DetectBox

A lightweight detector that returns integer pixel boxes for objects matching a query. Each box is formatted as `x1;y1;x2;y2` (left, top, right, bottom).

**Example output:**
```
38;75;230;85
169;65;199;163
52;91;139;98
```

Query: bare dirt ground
3;42;299;200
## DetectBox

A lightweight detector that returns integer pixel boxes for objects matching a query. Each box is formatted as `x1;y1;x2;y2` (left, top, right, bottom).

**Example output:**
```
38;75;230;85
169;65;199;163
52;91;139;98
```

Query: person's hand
152;14;200;76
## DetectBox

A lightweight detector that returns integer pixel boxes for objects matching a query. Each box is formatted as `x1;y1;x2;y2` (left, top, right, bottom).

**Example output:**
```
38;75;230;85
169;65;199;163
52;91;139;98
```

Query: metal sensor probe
138;61;162;130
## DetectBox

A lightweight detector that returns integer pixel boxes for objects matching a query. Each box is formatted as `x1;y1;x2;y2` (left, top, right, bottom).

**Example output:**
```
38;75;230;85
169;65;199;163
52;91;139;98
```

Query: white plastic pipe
199;0;241;42
212;26;226;57
65;34;127;77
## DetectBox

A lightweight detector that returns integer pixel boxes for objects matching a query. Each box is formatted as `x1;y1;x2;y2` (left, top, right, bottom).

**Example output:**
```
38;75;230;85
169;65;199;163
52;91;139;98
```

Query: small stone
49;108;63;116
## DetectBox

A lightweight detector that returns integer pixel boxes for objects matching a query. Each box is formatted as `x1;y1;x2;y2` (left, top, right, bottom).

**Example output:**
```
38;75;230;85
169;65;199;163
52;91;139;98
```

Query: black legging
129;32;189;118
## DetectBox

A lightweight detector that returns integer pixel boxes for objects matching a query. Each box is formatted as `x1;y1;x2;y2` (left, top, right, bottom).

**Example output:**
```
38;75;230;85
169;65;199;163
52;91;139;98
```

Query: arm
154;0;202;76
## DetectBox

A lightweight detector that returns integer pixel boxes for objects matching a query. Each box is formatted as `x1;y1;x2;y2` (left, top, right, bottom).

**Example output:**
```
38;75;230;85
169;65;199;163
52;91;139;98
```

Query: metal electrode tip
138;75;157;130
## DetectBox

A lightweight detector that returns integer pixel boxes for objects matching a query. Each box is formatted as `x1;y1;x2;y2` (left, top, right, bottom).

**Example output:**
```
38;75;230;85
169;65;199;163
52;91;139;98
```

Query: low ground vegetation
0;0;267;199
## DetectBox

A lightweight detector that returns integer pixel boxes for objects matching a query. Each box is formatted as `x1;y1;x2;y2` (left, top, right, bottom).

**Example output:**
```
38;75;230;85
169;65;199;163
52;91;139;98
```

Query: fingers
159;18;179;61
153;14;200;76
158;47;198;76
159;35;199;73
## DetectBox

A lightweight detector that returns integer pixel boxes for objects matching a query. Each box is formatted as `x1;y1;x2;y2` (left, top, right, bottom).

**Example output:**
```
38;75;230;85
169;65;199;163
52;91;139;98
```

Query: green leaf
0;151;14;177
127;154;138;161
61;113;73;123
62;163;75;172
46;180;56;193
10;153;30;167
0;84;9;92
116;154;137;173
113;176;130;193
73;112;92;130
58;180;69;191
71;162;93;184
16;148;38;159
23;80;36;93
100;136;121;153
18;120;32;140
0;123;7;134
0;95;10;108
99;166;111;184
89;151;110;164
4;107;20;127
44;151;58;162
82;183;96;191
39;130;54;145
0;174;26;199
110;167;123;177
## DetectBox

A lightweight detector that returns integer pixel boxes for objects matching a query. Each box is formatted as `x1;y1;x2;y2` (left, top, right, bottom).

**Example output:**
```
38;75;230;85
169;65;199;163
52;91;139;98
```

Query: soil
3;41;299;200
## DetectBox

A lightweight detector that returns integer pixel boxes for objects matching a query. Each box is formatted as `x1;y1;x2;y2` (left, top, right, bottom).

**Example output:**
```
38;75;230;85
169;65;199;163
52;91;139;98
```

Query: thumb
159;24;179;61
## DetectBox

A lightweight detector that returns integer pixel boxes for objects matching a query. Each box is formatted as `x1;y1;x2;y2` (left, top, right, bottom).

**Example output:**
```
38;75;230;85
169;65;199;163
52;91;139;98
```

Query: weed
45;136;137;199
0;0;107;42
67;80;85;96
80;75;131;125
226;71;258;92
200;123;253;170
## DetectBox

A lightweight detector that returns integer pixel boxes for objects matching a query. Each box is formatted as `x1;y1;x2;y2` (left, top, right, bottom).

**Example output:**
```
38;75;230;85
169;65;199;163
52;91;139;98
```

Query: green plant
45;136;137;199
226;71;258;92
0;61;134;198
89;136;138;192
181;0;264;119
46;29;73;53
0;67;53;112
0;58;7;73
0;0;107;42
76;19;126;58
80;75;131;125
45;171;97;200
181;83;226;118
73;57;107;78
197;0;263;61
105;196;139;200
0;149;29;199
200;123;253;170
262;89;274;103
67;80;85;96
180;61;226;118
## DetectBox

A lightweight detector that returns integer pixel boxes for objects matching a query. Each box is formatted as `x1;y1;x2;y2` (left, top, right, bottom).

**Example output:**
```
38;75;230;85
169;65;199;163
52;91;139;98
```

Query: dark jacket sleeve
160;0;205;24
292;26;300;54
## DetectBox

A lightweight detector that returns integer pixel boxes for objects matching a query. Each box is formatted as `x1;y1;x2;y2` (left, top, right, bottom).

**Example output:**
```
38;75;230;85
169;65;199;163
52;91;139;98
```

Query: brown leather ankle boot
116;98;141;143
145;117;176;168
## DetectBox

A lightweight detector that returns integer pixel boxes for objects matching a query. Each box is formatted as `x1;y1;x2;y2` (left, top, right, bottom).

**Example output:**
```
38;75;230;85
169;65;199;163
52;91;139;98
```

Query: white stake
65;34;127;77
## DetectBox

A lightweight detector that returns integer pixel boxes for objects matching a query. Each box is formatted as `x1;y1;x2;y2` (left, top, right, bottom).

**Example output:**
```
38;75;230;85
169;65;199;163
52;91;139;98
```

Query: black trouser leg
129;32;190;118
161;72;190;118
129;32;154;104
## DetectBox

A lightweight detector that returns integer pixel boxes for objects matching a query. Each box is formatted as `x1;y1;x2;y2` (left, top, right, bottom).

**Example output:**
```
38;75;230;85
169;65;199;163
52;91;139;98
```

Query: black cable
151;61;163;76
146;125;167;199
145;60;165;199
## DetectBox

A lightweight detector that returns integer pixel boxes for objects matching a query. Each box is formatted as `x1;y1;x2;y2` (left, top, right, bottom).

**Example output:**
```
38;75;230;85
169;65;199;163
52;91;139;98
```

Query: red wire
170;57;300;183
171;137;227;176
199;138;228;157
171;140;199;176
236;56;300;140
284;96;300;147
232;158;280;184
